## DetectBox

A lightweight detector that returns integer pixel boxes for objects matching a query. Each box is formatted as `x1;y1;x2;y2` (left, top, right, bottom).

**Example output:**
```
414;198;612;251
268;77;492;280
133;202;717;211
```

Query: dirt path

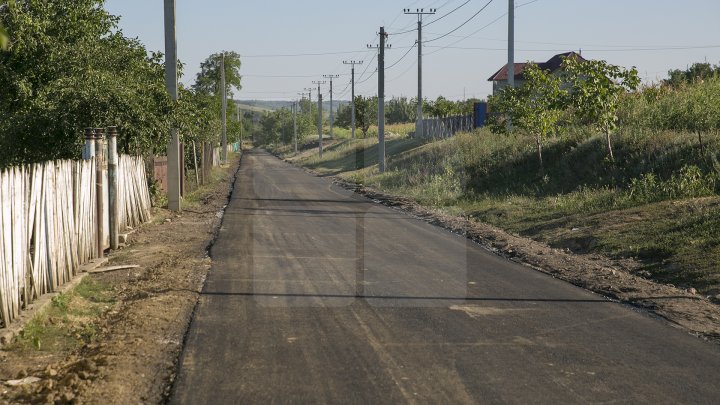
0;154;241;404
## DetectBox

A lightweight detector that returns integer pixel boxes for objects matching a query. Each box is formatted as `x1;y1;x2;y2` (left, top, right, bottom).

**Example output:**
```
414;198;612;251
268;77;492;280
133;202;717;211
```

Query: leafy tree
0;23;8;50
562;57;640;162
488;63;565;170
423;96;477;118
0;0;173;166
354;96;377;138
666;62;720;87
386;97;415;124
335;102;351;128
193;51;242;97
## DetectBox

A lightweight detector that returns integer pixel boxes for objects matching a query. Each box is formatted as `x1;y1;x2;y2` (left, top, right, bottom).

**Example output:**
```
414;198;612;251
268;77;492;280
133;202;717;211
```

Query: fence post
83;128;95;160
107;127;119;250
95;128;105;258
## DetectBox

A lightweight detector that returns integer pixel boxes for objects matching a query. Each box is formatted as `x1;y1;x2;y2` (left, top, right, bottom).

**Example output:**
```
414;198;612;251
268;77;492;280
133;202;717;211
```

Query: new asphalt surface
171;149;720;404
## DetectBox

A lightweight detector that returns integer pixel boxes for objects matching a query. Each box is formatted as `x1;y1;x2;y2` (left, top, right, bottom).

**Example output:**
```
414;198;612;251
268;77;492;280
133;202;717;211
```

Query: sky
104;0;720;102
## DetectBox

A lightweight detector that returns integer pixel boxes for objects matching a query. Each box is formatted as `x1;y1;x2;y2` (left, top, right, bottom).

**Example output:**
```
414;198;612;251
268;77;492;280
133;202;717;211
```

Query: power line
356;53;377;82
425;0;539;54
424;0;472;27
425;44;720;52
387;42;417;69
243;74;347;78
425;0;495;43
387;59;418;82
356;68;377;85
241;49;367;58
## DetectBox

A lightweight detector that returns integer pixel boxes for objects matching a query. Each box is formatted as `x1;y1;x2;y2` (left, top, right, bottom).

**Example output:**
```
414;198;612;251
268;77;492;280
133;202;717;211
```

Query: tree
0;23;8;50
488;63;565;170
386;97;415;124
0;0;173;166
666;62;720;87
354;96;377;138
562;57;640;162
193;51;242;97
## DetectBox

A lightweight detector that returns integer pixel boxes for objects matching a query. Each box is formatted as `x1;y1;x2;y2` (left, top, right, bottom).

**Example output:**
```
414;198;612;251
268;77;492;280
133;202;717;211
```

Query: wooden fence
415;115;474;139
153;142;239;193
0;154;151;328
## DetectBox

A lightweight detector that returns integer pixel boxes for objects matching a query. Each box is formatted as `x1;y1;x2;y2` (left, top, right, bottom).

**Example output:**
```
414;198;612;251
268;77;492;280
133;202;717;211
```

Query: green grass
182;152;239;208
12;278;115;352
288;126;720;295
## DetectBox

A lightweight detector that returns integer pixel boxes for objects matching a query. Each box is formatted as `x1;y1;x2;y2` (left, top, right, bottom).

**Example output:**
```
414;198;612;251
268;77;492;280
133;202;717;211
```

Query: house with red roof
487;51;586;95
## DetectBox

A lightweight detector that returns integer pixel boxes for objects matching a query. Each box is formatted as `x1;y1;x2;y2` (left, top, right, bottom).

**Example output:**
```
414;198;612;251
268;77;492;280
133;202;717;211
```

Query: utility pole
323;74;339;140
343;60;363;139
508;0;515;89
404;8;436;138
163;0;181;212
294;93;304;154
220;52;227;164
369;27;391;172
312;81;326;157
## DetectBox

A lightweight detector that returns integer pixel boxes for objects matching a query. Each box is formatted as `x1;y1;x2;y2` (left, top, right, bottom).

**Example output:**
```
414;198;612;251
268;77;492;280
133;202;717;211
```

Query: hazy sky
104;0;720;101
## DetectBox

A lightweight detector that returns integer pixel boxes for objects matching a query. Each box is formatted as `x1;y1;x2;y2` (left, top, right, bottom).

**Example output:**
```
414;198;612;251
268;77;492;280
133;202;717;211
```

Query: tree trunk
535;134;544;173
698;131;705;155
605;128;615;162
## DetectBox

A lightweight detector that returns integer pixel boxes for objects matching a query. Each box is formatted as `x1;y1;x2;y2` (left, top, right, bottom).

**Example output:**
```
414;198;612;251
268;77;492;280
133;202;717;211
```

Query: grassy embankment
278;128;720;295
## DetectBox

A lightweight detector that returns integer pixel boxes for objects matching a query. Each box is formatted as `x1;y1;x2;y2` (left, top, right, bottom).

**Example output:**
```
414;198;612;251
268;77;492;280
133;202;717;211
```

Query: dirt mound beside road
333;178;720;343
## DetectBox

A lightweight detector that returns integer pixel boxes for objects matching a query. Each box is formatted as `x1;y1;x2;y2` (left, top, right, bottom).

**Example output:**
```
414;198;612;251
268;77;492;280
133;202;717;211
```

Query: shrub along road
171;149;720;403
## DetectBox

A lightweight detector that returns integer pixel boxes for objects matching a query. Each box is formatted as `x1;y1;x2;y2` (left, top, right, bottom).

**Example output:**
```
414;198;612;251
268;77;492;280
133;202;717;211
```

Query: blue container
473;102;487;128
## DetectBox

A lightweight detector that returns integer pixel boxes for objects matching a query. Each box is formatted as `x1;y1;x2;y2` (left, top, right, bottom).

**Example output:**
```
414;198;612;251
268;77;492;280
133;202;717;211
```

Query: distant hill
233;101;274;113
236;99;350;113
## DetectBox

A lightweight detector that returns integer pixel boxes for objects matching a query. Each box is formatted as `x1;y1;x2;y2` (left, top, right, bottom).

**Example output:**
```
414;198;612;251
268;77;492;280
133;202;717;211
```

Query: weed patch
11;278;115;353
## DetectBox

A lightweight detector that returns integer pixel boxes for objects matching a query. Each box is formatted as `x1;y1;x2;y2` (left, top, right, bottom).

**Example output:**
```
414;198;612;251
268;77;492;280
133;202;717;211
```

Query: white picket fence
0;155;151;327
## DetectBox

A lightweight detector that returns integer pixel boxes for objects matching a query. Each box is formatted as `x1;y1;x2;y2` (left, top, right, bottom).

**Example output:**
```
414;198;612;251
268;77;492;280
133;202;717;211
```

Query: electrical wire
243;74;346;78
425;0;494;43
386;42;417;70
387;59;418;82
424;0;472;27
425;44;720;52
241;49;367;58
356;53;377;82
425;0;540;55
356;69;378;85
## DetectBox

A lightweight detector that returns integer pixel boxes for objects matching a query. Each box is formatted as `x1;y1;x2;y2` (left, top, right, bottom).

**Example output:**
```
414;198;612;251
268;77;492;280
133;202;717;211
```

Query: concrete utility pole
322;74;339;140
221;52;227;164
404;8;436;138
293;94;303;154
368;27;391;173
312;81;326;157
164;0;181;212
343;60;363;139
508;0;515;89
107;127;119;251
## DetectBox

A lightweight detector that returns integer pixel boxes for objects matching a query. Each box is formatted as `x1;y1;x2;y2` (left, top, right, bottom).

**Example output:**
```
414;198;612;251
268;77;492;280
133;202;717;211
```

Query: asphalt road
171;149;720;404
